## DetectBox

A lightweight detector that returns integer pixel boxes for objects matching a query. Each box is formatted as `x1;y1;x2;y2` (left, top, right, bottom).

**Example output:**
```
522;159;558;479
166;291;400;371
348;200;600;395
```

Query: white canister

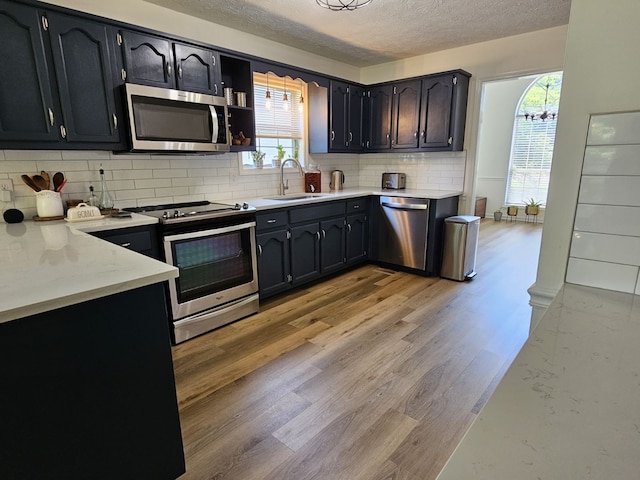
36;190;64;217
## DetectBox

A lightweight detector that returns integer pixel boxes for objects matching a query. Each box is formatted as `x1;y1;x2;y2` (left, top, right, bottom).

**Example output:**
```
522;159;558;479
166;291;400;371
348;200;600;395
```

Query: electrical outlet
1;179;13;202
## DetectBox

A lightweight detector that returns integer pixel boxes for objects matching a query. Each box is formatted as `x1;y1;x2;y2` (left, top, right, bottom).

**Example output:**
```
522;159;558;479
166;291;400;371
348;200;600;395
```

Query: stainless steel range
125;201;258;344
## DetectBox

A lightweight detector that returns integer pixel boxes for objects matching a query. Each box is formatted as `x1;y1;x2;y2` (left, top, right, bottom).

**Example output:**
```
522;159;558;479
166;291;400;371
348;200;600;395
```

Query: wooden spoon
21;174;41;192
32;174;50;191
40;171;51;190
53;172;65;192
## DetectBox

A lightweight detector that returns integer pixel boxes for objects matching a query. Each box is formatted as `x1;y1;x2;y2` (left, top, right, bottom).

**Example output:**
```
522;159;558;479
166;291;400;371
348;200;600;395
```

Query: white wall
476;77;533;215
530;0;640;327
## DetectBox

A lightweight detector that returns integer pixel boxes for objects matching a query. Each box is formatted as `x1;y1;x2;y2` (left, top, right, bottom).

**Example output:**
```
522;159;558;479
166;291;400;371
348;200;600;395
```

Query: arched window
505;72;563;206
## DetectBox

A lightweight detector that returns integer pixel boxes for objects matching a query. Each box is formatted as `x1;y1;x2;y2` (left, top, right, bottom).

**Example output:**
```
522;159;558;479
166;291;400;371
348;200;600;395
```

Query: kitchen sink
263;194;327;201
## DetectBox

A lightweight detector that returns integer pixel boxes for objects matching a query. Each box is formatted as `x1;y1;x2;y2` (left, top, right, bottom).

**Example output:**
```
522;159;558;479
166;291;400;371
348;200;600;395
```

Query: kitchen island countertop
0;213;177;324
436;283;640;479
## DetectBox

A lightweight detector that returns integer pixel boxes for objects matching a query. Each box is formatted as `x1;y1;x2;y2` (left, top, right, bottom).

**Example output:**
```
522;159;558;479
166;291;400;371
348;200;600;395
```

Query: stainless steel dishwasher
378;196;430;270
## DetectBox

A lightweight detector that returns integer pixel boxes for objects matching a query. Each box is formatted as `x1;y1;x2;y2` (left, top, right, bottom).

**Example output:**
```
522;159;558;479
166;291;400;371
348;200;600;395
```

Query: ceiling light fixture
316;0;373;11
524;83;557;121
283;76;289;112
265;72;272;110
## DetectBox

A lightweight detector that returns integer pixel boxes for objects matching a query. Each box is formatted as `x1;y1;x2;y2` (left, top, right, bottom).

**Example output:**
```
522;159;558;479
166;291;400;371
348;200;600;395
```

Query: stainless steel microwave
124;83;230;153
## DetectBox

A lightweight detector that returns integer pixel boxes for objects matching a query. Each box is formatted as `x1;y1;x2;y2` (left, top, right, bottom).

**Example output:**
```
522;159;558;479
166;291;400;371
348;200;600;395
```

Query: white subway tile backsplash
115;188;156;200
566;258;638;294
574;204;640;236
583;145;640;175
134;178;173;189
570;232;640;266
587;111;640;145
112;169;153;180
154;169;187;178
61;151;110;161
578;176;640;206
3;150;62;161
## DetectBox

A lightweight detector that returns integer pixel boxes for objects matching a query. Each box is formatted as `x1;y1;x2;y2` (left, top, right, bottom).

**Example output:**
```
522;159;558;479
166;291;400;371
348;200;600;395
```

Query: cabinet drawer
91;226;158;258
256;210;288;231
289;201;346;224
347;198;368;212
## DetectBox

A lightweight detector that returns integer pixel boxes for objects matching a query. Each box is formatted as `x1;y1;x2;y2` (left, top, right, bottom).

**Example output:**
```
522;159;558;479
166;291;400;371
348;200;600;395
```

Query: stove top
124;201;255;225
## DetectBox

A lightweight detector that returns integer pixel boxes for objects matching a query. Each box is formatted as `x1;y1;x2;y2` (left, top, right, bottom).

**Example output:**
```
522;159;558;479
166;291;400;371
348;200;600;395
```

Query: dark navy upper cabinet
392;79;422;149
366;85;393;150
120;30;222;96
0;1;124;149
419;72;470;151
0;1;58;142
329;81;349;151
120;30;174;89
174;44;221;96
48;13;121;144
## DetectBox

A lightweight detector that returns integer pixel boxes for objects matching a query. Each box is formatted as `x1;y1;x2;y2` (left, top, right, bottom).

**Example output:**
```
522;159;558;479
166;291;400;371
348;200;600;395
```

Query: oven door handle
209;105;219;143
163;221;256;242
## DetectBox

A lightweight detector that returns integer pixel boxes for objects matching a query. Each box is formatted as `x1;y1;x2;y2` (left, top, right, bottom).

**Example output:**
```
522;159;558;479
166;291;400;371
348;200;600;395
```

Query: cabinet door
346;213;368;264
348;84;365;152
329;80;349;152
0;1;58;142
419;74;453;149
121;30;174;88
367;85;392;150
256;229;291;298
48;13;121;144
290;222;320;285
392;79;421;149
174;43;220;96
320;218;346;274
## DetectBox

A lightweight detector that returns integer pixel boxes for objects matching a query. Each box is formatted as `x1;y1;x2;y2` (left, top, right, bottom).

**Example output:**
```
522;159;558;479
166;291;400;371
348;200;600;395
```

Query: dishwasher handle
381;200;428;210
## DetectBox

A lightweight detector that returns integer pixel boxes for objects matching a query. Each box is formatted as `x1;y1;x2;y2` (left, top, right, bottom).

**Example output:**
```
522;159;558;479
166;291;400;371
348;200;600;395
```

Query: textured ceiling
142;0;571;67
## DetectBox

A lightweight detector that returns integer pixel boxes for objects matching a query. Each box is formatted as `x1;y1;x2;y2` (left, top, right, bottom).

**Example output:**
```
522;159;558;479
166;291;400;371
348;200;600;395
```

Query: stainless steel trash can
440;215;480;281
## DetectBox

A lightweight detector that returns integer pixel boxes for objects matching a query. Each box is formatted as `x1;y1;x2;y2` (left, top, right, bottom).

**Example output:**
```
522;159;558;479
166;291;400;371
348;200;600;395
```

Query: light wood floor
172;219;543;480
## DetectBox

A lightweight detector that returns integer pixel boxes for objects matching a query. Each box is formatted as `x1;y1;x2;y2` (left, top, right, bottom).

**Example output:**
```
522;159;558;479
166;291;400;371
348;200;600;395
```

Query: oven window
171;229;254;303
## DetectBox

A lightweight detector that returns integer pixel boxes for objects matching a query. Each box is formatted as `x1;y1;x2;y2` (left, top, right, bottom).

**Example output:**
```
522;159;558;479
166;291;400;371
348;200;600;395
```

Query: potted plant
251;150;265;169
274;145;286;167
493;208;503;221
524;198;541;216
506;205;519;217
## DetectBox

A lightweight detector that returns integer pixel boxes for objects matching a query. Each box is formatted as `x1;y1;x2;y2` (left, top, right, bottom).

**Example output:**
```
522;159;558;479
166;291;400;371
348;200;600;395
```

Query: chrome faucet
279;158;304;195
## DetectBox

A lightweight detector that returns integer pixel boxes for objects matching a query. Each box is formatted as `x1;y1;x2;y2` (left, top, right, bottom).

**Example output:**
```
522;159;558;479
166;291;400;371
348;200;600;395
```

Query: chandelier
524;83;557;121
316;0;373;11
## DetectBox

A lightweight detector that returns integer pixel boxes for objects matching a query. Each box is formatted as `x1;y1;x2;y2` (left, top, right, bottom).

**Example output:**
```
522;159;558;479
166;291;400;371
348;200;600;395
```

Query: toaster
381;172;406;190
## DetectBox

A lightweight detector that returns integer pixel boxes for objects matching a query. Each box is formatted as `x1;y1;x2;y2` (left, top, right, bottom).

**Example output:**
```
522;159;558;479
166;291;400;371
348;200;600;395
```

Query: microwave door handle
209;105;219;143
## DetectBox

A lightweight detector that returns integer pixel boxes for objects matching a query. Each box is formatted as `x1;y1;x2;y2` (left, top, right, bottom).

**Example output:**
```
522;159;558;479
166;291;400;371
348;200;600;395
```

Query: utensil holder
36;190;64;218
224;87;235;106
235;92;247;107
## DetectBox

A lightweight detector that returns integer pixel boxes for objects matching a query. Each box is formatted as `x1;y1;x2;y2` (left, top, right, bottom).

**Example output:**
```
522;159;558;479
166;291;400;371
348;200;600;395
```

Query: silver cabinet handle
112;113;118;130
178;65;183;78
347;224;352;233
166;62;172;77
316;231;321;241
212;55;216;66
120;242;131;248
331;131;335;141
348;132;353;142
420;130;425;138
214;84;218;95
352;204;360;209
267;219;277;224
386;133;390;139
322;229;326;239
60;125;67;138
258;245;263;256
121;68;127;81
414;131;418;138
48;108;54;126
448;137;453;145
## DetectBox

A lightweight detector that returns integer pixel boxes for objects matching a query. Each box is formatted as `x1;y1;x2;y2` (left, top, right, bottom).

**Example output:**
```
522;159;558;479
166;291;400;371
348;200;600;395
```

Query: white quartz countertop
247;188;462;210
436;283;640;479
0;213;177;324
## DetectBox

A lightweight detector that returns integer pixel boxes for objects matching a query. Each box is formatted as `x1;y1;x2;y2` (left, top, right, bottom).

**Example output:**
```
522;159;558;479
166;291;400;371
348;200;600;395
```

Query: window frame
239;72;307;174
